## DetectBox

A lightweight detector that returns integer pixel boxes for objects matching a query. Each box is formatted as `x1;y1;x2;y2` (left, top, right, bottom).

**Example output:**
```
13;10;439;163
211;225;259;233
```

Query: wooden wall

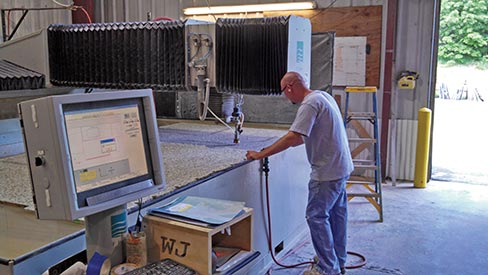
265;5;382;87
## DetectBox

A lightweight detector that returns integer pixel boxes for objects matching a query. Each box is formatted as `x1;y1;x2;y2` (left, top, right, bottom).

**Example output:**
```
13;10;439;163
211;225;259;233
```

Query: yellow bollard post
414;107;432;188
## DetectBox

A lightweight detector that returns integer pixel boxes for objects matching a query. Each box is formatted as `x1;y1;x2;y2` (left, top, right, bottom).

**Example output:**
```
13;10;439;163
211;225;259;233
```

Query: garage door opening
432;1;488;185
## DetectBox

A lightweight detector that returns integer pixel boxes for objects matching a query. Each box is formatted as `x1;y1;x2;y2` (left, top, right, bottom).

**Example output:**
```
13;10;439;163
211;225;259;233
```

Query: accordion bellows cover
48;21;186;90
215;17;288;95
212;15;311;95
47;16;311;96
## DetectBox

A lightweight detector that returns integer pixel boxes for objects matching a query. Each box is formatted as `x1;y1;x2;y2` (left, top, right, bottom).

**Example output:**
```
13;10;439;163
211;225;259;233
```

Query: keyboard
123;258;197;275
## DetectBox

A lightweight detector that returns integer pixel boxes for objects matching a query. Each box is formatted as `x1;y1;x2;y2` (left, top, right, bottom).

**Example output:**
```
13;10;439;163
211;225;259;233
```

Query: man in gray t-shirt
246;72;353;275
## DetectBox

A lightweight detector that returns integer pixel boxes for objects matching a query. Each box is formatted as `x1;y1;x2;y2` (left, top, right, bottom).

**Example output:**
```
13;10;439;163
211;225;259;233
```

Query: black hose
345;251;367;269
262;157;314;268
261;157;367;270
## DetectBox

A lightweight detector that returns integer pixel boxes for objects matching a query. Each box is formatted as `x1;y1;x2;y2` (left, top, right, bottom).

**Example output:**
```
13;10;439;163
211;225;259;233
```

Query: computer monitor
18;89;166;220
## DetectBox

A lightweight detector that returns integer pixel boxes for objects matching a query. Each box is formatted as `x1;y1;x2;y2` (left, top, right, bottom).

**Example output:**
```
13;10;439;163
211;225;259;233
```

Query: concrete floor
266;180;488;275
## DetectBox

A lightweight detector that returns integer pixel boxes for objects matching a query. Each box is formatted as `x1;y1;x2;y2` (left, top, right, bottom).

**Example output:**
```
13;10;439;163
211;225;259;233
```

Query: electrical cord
78;6;92;24
51;0;74;8
51;0;92;24
261;157;367;270
188;33;202;61
52;0;72;8
133;198;143;233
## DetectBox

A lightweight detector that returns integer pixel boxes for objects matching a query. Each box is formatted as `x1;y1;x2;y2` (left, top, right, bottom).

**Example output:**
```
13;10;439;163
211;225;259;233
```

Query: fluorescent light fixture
183;2;316;15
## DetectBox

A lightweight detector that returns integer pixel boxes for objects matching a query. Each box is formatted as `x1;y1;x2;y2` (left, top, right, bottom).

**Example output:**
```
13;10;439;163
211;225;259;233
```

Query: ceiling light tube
183;2;316;15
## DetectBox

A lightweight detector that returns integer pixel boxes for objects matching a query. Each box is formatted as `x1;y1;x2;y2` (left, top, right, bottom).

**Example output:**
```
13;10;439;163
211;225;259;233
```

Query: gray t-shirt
290;90;353;181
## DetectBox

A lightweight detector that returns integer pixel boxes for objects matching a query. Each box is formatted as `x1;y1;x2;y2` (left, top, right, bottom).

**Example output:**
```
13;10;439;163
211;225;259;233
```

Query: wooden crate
144;207;253;275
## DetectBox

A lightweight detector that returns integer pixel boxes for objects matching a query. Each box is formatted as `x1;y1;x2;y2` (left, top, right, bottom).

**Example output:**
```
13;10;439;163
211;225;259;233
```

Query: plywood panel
265;5;382;87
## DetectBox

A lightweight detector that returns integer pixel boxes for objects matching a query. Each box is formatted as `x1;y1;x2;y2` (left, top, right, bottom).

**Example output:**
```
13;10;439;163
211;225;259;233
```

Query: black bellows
0;60;45;91
215;17;289;96
48;21;186;90
47;17;294;95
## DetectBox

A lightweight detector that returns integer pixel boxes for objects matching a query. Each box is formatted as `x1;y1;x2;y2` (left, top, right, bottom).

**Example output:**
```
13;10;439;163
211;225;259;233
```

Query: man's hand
245;131;303;161
246;150;262;160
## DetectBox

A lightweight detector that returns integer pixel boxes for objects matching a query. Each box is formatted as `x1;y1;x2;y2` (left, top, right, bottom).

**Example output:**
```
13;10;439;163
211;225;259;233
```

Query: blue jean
306;177;348;275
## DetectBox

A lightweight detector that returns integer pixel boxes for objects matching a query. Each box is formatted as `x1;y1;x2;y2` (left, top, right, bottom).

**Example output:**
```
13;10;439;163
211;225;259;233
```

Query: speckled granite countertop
0;122;287;210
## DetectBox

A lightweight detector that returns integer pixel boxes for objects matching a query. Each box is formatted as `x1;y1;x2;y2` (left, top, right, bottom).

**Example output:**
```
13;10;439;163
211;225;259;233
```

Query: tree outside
438;0;488;67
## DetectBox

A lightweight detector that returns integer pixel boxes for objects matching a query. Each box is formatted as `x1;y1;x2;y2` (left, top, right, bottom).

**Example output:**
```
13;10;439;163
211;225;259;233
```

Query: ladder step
353;159;375;164
348;138;376;143
353;164;378;169
347;193;381;198
347;112;376;119
345;86;377;93
347;180;377;185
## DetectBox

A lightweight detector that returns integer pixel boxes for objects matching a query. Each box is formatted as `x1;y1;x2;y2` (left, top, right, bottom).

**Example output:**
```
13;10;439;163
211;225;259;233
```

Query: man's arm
246;131;304;160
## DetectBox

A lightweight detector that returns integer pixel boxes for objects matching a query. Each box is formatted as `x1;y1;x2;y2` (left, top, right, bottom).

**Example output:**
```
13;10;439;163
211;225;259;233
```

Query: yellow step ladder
344;86;383;222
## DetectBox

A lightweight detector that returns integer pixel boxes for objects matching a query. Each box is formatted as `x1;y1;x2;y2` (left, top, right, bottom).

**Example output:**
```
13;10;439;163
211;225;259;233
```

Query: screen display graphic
64;105;148;193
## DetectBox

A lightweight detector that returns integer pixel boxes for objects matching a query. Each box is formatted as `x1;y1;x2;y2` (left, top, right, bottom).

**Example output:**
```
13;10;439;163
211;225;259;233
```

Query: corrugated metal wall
96;0;181;23
394;0;436;120
0;0;72;42
389;0;436;181
387;119;418;181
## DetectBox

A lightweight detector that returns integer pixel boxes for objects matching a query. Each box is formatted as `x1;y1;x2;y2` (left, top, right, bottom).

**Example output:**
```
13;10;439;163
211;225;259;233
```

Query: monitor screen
64;98;153;208
19;90;165;220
